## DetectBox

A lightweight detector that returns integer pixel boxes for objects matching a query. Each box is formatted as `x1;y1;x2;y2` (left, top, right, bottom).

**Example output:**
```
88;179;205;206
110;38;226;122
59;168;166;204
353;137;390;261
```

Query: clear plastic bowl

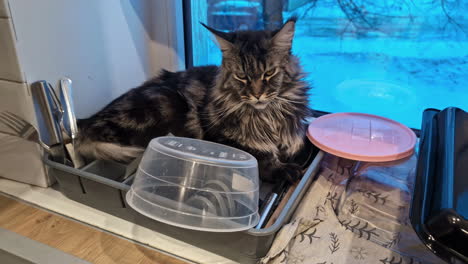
126;136;260;232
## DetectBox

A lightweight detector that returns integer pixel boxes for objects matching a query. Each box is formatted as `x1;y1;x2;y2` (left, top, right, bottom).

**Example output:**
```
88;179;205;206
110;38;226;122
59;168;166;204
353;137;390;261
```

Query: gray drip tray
44;151;324;263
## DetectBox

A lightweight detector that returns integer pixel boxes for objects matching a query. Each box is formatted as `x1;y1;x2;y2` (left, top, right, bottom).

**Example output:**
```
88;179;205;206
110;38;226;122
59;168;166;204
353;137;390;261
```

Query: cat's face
204;19;296;109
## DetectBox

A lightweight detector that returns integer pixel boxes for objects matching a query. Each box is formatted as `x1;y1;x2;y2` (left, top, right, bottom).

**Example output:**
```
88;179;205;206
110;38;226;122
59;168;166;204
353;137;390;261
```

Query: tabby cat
76;18;314;183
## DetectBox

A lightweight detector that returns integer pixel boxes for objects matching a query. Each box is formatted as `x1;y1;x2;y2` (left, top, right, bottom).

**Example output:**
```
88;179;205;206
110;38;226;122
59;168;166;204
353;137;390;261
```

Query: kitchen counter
0;195;190;264
0;178;234;264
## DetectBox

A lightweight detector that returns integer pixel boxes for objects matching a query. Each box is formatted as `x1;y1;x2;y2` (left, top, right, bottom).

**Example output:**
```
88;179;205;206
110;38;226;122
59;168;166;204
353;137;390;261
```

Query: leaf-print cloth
260;153;444;264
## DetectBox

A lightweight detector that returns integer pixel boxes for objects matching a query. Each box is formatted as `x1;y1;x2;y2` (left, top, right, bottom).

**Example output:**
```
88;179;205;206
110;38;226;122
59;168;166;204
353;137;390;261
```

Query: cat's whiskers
275;96;303;104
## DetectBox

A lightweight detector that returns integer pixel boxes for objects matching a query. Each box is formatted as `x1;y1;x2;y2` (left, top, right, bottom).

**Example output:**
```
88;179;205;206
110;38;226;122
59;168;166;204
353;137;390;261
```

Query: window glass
188;0;468;128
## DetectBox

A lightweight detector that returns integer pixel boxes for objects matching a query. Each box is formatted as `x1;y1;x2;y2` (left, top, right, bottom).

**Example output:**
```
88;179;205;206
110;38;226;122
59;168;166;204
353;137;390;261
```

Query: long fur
77;140;144;162
76;18;315;182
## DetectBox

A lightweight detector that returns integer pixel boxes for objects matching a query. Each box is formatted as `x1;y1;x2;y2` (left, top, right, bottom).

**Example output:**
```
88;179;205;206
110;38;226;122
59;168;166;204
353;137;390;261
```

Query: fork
0;111;50;151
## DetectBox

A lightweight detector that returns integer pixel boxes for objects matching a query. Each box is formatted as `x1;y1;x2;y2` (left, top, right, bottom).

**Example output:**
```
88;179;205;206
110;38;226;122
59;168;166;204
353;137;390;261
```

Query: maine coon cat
76;18;314;183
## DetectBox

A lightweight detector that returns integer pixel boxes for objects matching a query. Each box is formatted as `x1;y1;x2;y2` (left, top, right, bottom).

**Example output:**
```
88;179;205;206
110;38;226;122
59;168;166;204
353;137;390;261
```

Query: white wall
8;0;185;118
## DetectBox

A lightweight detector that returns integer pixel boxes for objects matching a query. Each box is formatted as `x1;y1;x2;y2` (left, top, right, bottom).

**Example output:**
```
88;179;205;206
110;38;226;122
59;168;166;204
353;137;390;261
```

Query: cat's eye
234;73;247;82
264;68;276;78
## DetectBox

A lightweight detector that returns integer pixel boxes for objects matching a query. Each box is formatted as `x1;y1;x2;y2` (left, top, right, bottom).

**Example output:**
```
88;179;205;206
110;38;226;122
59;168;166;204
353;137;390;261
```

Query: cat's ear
272;18;296;50
201;23;233;52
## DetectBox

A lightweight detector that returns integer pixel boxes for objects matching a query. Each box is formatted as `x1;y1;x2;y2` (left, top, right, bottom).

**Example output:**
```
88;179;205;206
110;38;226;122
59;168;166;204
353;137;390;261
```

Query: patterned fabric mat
261;153;444;264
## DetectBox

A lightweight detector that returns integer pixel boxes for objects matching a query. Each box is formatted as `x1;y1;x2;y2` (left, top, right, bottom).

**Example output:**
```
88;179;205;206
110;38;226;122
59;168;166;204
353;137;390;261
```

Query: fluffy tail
76;140;144;163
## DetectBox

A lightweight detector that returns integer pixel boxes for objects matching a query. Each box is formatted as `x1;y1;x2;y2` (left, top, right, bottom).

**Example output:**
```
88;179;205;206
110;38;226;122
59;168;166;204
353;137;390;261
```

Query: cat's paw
272;163;303;183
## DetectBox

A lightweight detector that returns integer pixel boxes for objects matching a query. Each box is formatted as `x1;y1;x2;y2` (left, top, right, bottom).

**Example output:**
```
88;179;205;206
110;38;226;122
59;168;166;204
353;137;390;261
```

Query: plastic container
126;137;260;232
320;153;442;263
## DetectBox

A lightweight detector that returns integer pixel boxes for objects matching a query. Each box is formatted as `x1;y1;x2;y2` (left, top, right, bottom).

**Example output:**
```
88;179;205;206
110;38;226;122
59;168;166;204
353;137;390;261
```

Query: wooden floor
0;195;189;264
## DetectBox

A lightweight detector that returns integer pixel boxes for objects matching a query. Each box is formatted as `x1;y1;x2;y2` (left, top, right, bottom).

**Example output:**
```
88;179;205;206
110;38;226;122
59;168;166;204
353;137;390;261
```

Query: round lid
151;137;257;168
307;113;417;162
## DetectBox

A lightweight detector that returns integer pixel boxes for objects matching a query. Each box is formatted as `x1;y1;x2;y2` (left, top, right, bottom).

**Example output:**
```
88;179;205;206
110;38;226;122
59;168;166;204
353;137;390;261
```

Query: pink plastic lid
307;113;417;162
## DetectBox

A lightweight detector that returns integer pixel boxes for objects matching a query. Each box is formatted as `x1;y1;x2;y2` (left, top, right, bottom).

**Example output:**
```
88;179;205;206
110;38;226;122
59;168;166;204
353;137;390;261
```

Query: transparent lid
126;137;260;232
151;137;258;168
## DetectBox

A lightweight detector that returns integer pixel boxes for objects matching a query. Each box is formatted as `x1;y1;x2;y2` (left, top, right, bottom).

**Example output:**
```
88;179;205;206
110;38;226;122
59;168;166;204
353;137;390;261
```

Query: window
185;0;468;128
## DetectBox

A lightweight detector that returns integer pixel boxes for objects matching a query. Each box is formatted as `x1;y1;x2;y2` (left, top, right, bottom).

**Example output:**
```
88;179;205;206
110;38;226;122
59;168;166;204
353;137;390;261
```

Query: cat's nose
252;93;262;99
252;79;262;99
